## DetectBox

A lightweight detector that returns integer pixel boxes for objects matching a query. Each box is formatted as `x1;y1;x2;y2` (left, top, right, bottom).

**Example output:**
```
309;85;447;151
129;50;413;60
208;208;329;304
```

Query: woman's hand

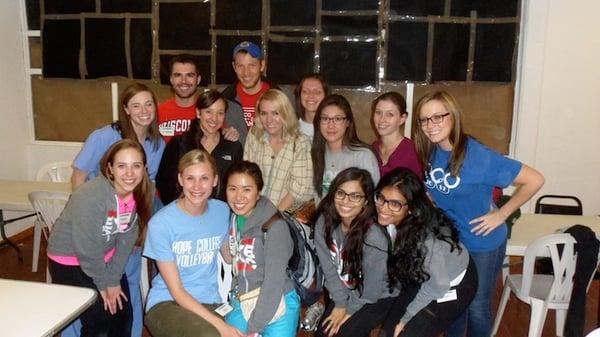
393;321;405;337
321;307;350;336
100;285;128;315
222;127;240;142
215;321;245;337
469;209;507;236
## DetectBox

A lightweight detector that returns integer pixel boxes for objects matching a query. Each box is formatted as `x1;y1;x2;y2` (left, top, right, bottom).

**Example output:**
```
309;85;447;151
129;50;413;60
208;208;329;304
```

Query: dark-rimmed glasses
417;113;450;127
374;192;408;212
320;116;347;125
334;189;365;202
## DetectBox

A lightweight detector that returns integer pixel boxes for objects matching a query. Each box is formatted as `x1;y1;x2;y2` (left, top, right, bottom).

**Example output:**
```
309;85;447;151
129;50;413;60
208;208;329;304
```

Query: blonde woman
144;149;243;337
243;89;314;212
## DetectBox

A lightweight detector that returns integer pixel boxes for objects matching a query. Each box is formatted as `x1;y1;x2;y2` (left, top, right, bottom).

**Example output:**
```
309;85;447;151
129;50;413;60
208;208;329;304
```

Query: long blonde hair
251;89;299;143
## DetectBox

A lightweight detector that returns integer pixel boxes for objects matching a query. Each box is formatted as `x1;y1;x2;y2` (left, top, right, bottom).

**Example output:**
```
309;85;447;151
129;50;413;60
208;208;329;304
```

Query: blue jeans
446;240;506;337
226;290;300;337
60;249;143;337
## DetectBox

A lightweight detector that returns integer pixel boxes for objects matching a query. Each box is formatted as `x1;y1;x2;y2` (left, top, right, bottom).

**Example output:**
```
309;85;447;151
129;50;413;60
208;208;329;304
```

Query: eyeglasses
374;192;408;212
320;116;347;125
417;113;450;127
334;189;365;202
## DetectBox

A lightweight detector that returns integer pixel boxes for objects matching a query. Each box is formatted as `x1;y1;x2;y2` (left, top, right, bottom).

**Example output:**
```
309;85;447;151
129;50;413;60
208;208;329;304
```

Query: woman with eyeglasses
312;95;380;202
371;92;422;179
313;167;396;337
412;91;544;337
375;167;477;337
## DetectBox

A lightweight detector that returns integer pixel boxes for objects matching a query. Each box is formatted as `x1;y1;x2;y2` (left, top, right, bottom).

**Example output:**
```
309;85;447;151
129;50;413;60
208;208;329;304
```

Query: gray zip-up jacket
47;176;139;291
400;233;469;325
314;216;396;314
231;197;294;333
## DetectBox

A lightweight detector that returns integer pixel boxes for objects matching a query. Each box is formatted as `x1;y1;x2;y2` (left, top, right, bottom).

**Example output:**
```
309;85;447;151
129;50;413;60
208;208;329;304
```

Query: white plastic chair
36;161;73;182
140;253;232;308
492;233;592;337
28;191;70;275
140;256;150;309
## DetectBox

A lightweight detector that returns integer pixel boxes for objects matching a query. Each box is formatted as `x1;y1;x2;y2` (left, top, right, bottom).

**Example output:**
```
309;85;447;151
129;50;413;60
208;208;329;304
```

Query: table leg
0;210;24;262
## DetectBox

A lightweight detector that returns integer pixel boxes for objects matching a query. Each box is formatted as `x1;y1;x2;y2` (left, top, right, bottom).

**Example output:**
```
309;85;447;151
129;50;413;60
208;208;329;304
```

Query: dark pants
48;259;132;337
381;258;478;337
315;296;396;337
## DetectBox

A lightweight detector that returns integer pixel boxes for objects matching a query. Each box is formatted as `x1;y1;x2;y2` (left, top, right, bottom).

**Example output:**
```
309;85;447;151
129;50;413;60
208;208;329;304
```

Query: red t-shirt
157;98;196;143
237;82;270;128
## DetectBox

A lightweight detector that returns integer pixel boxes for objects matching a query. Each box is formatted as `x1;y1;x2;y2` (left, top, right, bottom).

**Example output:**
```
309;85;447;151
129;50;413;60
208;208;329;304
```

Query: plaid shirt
244;132;314;210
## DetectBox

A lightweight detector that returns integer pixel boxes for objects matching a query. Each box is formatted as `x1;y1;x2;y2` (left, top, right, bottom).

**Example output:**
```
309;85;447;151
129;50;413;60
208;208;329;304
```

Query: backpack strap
261;212;282;233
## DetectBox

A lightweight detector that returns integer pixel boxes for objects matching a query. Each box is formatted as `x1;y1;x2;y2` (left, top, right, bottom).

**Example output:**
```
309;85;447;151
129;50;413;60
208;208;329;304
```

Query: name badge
119;212;132;229
437;289;457;303
215;303;234;316
159;125;175;136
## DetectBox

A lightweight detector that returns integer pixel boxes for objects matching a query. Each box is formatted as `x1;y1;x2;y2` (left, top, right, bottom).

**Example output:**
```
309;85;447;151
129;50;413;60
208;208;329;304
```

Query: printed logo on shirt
102;209;132;242
242;108;255;128
329;240;354;288
425;167;461;194
222;155;232;161
158;119;192;136
171;236;222;268
236;237;257;272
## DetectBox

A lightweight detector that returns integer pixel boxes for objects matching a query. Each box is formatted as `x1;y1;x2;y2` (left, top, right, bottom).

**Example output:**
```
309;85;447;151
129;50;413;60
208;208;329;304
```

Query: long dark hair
294;73;330;120
100;139;153;246
312;94;370;197
112;82;161;151
378;167;461;290
315;167;376;294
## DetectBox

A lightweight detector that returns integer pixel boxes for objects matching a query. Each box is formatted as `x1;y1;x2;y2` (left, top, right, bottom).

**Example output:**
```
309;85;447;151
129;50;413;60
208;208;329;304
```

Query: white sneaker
300;302;325;332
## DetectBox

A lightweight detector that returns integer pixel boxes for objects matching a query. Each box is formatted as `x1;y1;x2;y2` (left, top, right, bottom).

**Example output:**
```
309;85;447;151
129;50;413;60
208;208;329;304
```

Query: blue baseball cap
232;41;263;59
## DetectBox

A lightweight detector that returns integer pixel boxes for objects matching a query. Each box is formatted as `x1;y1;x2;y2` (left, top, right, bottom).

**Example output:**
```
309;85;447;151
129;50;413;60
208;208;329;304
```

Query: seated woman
294;73;329;139
377;167;477;337
371;91;422;179
144;149;243;337
156;89;243;203
312;94;380;202
244;89;314;212
225;161;301;337
313;167;396;337
47;139;153;337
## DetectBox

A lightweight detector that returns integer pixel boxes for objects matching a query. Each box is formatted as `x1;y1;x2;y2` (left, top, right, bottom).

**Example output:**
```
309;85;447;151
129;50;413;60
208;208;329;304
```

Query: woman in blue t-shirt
412;91;545;337
144;149;243;337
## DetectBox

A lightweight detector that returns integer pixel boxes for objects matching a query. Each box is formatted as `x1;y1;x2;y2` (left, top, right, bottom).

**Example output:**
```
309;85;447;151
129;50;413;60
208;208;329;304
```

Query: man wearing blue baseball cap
222;41;279;129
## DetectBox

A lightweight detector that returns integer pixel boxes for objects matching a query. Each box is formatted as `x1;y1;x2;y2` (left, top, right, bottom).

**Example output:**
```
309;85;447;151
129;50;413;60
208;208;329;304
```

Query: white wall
514;0;600;214
0;1;30;180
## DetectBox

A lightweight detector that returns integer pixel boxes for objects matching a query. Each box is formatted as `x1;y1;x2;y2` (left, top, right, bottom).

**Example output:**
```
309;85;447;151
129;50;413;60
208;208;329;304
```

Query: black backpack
262;211;324;305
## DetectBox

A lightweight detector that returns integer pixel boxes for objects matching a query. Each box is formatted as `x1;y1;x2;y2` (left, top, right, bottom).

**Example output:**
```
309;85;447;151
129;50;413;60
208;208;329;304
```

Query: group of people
45;41;545;337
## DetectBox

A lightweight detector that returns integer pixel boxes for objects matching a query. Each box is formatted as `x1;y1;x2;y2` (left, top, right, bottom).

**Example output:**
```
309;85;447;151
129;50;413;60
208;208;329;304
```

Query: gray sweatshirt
47;176;139;291
231;197;295;333
400;234;469;325
314;216;396;314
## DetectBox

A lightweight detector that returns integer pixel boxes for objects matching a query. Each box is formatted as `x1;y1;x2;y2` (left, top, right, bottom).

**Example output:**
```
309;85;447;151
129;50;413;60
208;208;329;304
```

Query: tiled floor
2;230;598;337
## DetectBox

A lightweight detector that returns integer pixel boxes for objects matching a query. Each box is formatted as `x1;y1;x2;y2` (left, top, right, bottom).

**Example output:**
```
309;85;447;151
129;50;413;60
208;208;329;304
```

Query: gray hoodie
47;176;139;291
231;197;294;333
314;216;397;314
400;234;469;325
